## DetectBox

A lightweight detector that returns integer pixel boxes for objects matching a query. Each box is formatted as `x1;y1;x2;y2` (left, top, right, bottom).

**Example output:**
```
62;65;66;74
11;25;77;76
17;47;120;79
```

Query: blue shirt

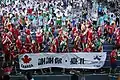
72;19;76;26
98;7;102;13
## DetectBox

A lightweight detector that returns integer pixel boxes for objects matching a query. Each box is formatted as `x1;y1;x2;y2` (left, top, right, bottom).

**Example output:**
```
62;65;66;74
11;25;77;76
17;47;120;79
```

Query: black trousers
71;74;78;80
116;18;119;27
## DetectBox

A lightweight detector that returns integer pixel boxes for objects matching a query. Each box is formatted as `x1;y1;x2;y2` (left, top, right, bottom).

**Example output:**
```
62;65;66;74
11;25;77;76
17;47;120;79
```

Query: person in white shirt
92;11;98;26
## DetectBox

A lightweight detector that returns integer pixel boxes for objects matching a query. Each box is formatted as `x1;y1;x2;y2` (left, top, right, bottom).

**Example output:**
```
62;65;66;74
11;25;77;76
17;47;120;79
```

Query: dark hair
107;21;110;25
2;74;10;80
88;25;92;28
26;72;32;80
111;14;113;17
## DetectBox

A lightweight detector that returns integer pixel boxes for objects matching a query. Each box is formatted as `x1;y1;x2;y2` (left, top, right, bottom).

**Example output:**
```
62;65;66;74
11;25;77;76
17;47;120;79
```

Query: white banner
19;53;107;70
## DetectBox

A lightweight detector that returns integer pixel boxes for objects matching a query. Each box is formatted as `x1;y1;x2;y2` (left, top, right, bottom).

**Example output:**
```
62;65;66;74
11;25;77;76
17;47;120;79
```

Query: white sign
19;53;107;70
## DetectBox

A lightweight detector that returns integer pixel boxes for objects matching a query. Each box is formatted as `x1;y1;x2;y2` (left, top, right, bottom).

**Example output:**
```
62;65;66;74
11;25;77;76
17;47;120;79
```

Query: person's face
115;49;117;52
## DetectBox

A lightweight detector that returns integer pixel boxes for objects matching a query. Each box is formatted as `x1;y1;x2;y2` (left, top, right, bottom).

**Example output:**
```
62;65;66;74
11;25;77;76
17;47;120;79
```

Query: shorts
108;34;113;38
56;20;62;25
93;21;97;25
98;12;103;16
111;62;117;69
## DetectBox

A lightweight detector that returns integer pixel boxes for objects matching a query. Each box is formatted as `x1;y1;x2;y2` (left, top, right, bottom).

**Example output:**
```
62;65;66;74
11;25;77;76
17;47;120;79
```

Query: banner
19;52;107;70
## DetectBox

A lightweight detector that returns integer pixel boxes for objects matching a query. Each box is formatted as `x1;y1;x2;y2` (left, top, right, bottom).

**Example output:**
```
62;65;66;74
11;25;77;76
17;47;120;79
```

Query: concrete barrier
78;74;109;80
10;74;111;80
10;75;71;80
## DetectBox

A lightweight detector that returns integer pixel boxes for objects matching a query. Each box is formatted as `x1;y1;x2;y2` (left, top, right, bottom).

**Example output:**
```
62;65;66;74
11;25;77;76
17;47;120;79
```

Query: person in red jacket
110;48;118;74
83;43;92;52
16;36;22;52
30;40;36;53
20;46;28;54
87;25;93;43
25;28;30;35
107;23;115;43
115;31;120;48
3;64;13;75
25;35;31;52
14;27;20;39
50;44;57;53
36;30;43;52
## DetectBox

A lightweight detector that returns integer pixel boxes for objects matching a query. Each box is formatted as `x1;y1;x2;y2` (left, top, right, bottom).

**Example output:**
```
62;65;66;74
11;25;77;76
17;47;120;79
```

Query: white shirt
92;12;98;21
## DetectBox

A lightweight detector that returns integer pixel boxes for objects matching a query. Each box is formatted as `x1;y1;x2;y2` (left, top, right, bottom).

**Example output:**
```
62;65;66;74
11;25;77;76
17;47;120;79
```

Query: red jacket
110;50;117;63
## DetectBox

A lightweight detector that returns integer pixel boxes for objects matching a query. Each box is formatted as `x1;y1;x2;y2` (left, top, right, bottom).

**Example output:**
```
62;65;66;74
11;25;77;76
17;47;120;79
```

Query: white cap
32;40;35;44
18;36;21;39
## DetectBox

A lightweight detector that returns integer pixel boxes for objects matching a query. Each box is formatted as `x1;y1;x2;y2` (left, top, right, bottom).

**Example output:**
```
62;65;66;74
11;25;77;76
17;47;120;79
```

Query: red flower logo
22;55;32;64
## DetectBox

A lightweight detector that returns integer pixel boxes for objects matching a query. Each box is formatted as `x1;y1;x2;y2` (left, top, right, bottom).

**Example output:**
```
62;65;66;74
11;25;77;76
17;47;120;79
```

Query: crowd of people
0;0;119;76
